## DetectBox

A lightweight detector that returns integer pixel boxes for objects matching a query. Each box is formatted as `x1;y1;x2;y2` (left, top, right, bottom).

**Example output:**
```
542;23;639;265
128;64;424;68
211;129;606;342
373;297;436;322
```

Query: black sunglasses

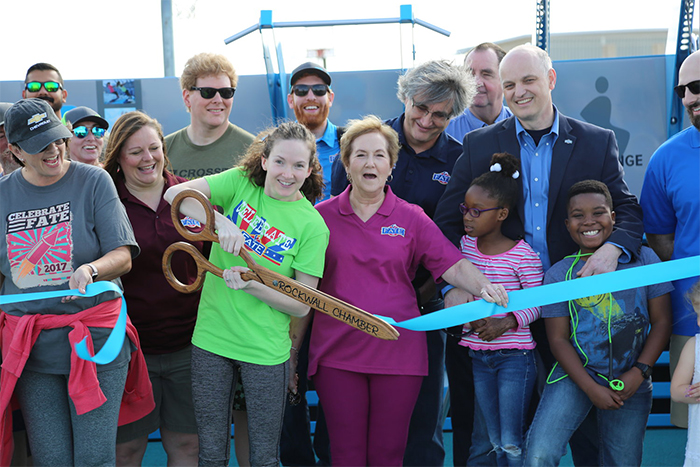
190;86;236;99
291;84;330;97
25;81;62;93
674;80;700;99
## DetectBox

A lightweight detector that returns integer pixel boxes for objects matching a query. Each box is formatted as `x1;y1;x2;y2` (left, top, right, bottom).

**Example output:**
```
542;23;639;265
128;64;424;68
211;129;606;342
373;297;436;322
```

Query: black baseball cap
290;62;331;87
4;99;72;155
63;106;109;130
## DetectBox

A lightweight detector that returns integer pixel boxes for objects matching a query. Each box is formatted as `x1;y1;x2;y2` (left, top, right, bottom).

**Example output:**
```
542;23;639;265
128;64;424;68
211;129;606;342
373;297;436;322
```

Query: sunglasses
25;81;62;93
459;204;502;218
73;126;106;139
190;86;236;99
674;80;700;99
291;84;330;97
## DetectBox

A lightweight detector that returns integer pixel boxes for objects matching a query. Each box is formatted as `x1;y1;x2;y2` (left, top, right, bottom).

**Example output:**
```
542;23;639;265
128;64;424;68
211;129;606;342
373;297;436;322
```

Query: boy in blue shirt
524;180;672;466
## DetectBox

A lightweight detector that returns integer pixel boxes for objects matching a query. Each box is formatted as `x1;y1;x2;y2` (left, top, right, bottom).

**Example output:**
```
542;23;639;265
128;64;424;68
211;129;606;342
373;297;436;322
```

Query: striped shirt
459;235;544;350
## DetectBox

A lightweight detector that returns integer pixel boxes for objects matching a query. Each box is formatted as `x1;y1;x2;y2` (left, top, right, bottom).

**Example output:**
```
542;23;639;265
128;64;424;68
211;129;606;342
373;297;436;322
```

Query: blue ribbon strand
377;256;700;332
0;282;127;364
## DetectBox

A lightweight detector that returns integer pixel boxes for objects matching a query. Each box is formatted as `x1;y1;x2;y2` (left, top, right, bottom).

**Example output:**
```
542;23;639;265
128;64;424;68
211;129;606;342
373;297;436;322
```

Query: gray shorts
117;345;197;442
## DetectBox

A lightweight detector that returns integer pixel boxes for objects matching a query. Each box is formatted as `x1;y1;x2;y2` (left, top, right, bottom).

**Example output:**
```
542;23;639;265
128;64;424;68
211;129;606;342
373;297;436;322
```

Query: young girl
671;280;700;466
164;122;329;467
457;152;543;467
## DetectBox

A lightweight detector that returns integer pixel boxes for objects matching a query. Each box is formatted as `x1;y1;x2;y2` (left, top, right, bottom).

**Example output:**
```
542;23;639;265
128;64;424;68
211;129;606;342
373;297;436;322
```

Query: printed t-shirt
309;185;463;377
165;123;255;180
193;167;329;365
0;162;139;373
542;247;673;392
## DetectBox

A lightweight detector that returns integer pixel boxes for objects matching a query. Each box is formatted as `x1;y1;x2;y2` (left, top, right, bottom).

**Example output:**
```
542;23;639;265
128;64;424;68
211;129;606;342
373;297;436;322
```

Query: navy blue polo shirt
330;114;463;219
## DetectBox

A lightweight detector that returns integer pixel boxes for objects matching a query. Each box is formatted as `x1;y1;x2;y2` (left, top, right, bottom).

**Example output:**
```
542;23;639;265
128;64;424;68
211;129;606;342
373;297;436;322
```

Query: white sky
1;0;693;81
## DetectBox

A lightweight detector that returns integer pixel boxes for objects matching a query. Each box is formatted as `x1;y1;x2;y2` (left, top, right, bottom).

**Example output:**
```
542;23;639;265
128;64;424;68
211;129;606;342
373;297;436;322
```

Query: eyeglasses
190;86;236;99
411;100;451;123
459;204;502;218
73;126;106;139
25;81;62;93
674;80;700;99
291;84;330;97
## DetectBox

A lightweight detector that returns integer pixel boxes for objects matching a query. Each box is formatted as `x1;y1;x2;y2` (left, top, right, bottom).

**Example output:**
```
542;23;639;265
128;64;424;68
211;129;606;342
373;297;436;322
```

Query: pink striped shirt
459;235;543;350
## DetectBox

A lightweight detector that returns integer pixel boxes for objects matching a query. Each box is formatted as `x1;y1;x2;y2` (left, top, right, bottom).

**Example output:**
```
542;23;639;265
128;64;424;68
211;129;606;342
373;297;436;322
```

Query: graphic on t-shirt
381;224;406;237
6;202;73;288
232;200;296;265
575;293;623;323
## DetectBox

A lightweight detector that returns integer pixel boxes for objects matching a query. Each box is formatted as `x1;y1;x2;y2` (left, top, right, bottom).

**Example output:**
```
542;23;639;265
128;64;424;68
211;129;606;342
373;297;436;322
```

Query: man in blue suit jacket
433;44;643;466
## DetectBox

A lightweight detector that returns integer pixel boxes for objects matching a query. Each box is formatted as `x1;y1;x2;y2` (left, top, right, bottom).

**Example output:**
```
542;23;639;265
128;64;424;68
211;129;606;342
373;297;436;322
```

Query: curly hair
339;115;399;169
179;52;238;91
470;152;521;209
103;111;171;183
237;121;324;204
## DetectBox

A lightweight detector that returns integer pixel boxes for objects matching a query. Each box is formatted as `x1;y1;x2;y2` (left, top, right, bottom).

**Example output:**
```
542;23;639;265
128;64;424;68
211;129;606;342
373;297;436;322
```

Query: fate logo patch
380;223;406;237
432;171;450;185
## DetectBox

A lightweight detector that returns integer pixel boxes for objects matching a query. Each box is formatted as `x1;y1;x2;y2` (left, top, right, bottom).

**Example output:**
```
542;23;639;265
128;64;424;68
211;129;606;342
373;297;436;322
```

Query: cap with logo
63;106;108;130
290;62;332;88
4;98;72;155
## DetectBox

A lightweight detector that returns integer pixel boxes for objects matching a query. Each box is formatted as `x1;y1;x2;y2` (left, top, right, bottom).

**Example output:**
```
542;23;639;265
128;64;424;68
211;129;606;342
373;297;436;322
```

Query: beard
294;106;329;133
37;95;62;113
687;103;700;131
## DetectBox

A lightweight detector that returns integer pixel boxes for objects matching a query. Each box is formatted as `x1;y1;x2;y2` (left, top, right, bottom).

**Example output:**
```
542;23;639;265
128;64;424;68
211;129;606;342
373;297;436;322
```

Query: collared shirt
445;106;513;141
316;120;341;201
516;109;560;270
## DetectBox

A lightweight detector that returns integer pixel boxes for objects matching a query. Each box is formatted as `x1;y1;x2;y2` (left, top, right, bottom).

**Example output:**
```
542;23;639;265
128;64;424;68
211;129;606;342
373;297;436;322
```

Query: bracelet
291;346;299;353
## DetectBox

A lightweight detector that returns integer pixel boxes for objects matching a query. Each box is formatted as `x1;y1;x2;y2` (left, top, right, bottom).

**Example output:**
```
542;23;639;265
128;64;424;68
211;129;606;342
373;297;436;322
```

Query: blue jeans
470;348;536;467
524;376;652;467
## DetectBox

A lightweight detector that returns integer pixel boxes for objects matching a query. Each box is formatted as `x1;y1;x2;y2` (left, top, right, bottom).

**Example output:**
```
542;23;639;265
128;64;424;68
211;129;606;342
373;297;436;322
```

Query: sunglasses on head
292;84;330;97
674;80;700;99
73;126;106;139
25;81;62;93
190;86;236;99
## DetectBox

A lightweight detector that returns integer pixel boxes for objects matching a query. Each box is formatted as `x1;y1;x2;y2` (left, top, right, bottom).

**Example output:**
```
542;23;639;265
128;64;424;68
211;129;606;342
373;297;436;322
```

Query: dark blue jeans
470;349;537;467
524;376;652;466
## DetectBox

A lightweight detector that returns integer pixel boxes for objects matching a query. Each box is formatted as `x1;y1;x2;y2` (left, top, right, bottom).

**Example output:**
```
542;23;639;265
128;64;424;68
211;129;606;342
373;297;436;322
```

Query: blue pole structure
222;5;451;122
534;0;550;53
668;0;697;138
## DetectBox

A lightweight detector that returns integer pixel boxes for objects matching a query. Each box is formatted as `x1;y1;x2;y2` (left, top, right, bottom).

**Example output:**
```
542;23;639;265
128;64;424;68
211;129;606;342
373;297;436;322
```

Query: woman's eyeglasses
73;126;106;139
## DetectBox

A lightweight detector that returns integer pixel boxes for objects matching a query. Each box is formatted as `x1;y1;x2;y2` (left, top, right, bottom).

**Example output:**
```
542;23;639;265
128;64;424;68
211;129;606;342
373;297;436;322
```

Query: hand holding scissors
162;189;400;341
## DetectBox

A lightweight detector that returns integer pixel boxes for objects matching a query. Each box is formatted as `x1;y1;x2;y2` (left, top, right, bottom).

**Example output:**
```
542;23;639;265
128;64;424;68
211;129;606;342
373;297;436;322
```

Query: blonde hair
339;115;400;169
180;53;238;91
688;279;700;313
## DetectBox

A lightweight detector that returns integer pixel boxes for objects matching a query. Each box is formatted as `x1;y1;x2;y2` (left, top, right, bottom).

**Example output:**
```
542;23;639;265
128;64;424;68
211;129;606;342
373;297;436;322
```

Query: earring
386;174;393;184
346;172;352;184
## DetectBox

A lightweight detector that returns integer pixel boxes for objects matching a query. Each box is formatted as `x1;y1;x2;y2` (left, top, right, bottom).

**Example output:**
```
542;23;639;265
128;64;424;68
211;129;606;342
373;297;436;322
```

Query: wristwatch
86;263;99;281
633;362;652;379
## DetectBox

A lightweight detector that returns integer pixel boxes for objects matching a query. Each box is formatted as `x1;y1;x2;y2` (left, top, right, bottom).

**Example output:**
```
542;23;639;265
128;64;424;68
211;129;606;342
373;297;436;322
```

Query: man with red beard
640;49;700;430
22;63;67;119
165;53;254;180
287;62;339;201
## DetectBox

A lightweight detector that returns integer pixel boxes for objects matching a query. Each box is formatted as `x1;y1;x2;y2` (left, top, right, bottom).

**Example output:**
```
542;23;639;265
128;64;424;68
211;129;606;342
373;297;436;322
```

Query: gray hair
505;44;553;75
396;60;476;118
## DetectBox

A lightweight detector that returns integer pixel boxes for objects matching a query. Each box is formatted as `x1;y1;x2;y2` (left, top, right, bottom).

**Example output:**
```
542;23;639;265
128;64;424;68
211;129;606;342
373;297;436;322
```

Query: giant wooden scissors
162;189;399;341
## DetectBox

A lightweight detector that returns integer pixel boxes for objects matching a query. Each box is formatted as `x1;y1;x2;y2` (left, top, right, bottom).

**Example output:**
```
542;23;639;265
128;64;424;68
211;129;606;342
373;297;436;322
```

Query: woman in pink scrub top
309;115;508;466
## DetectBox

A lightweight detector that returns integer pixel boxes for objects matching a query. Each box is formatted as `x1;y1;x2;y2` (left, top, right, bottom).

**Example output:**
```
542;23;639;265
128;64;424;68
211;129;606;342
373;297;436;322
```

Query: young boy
524;180;673;466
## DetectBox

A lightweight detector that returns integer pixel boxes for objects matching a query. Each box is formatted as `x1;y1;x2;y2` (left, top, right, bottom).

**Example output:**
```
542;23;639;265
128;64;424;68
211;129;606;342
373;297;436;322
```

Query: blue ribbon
0;282;127;364
377;256;700;331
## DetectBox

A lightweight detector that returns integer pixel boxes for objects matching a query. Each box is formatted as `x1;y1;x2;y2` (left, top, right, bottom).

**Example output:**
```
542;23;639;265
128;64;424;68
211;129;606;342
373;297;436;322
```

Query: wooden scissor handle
170;189;219;243
162;242;224;293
